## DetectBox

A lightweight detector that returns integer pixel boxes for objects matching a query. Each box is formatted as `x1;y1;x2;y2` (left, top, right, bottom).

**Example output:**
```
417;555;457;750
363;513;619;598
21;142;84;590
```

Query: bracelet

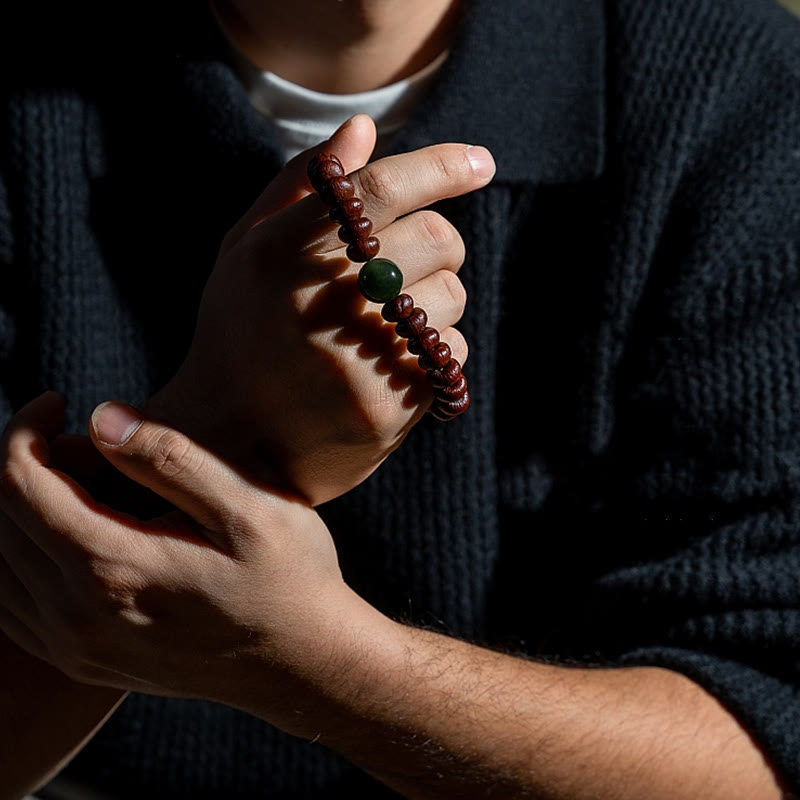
307;152;470;421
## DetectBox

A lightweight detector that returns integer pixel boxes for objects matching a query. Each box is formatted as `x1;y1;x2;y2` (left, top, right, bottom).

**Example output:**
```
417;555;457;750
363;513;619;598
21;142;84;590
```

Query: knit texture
2;0;800;795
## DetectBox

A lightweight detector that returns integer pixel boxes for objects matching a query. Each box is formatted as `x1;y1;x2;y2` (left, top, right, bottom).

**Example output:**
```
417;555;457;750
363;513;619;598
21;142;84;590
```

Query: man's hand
0;392;381;728
0;393;788;800
148;114;496;506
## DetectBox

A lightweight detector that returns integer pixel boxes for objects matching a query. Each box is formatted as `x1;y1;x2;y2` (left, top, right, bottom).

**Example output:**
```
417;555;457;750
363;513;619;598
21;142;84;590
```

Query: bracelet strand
308;152;470;420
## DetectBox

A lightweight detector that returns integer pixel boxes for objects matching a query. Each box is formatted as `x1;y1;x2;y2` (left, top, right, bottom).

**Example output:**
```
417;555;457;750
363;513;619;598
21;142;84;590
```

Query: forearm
0;633;126;800
241;602;786;800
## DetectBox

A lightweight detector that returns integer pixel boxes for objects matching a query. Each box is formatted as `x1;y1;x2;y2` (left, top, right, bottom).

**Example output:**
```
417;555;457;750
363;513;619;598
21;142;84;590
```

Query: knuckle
431;147;471;190
417;212;465;267
436;269;468;316
86;560;137;610
418;210;452;249
356;164;398;214
149;429;201;481
60;564;137;657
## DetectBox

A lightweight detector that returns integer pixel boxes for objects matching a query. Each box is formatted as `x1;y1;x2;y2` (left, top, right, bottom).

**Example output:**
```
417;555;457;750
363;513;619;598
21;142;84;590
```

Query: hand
0;392;382;730
149;114;496;505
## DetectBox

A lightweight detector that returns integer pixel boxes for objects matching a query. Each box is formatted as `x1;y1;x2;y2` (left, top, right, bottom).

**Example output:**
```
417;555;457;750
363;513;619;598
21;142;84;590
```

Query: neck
211;0;464;93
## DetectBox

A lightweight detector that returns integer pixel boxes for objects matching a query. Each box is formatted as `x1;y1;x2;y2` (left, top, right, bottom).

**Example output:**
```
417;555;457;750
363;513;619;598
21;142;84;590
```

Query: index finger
270;143;496;256
348;143;496;230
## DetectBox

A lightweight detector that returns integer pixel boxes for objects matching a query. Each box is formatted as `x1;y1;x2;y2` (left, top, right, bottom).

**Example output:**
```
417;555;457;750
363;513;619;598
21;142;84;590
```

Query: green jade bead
358;257;404;303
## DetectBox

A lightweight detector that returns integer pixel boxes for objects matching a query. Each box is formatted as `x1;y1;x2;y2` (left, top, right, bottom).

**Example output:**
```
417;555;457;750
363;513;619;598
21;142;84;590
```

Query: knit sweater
2;0;800;796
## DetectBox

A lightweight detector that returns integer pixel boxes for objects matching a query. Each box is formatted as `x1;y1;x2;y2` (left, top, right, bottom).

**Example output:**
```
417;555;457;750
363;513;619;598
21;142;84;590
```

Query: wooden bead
395;308;427;339
433;375;468;402
427;358;462;388
329;197;364;224
406;327;440;355
430;391;471;420
337;217;373;244
321;175;355;206
382;294;414;322
308;153;344;192
347;236;380;262
418;342;452;370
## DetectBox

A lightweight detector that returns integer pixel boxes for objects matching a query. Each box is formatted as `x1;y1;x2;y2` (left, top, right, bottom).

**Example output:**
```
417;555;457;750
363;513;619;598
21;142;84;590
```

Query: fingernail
91;402;143;446
466;145;496;180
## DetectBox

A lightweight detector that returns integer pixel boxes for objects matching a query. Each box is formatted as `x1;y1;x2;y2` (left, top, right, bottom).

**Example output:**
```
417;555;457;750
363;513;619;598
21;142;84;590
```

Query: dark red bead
321;175;355;205
395;308;428;339
427;359;462;388
329;197;364;224
434;375;468;402
382;294;414;322
406;327;440;355
347;236;380;262
435;391;470;418
418;342;452;370
308;153;344;192
337;217;373;244
430;391;470;420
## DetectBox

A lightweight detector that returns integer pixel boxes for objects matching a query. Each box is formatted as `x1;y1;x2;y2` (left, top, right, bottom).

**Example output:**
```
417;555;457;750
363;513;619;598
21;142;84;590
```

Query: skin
0;2;792;798
0;394;789;800
146;115;489;506
211;0;467;93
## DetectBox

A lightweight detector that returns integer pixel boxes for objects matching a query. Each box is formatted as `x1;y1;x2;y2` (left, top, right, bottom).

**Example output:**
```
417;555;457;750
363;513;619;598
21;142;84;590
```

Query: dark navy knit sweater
2;0;800;796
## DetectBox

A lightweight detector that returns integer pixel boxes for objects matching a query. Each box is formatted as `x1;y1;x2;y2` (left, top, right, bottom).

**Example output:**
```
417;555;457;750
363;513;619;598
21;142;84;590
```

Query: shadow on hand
297;265;431;412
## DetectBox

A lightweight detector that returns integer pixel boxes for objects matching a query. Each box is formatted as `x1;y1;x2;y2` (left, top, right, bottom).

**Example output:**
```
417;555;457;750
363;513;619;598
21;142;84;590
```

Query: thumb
220;112;378;256
89;401;253;546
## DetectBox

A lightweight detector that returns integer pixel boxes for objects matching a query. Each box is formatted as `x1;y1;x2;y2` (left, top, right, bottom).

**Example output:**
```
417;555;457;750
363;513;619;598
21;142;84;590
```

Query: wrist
224;585;402;740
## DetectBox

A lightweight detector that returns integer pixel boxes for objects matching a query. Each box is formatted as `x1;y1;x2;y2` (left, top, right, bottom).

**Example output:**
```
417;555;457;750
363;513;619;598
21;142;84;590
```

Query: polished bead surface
381;294;414;322
406;327;440;355
330;197;364;224
358;258;404;303
431;391;470;420
321;175;355;205
347;236;381;262
338;217;373;244
427;359;462;388
418;342;452;370
395;307;428;339
434;375;468;401
307;153;344;192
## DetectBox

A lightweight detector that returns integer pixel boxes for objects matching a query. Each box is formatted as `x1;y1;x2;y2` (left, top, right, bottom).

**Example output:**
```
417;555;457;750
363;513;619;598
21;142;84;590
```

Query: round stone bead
358;258;404;303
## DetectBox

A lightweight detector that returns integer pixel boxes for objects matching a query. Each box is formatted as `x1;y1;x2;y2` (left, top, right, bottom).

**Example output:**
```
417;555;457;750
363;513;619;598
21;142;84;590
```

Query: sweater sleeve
590;1;800;791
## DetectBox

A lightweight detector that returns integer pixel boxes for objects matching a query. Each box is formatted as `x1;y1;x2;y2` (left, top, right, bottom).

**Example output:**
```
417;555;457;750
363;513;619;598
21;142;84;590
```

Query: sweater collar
176;0;606;186
386;0;606;184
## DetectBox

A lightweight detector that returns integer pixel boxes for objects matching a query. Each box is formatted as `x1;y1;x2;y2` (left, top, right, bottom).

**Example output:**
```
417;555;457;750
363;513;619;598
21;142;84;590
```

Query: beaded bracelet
307;152;470;420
